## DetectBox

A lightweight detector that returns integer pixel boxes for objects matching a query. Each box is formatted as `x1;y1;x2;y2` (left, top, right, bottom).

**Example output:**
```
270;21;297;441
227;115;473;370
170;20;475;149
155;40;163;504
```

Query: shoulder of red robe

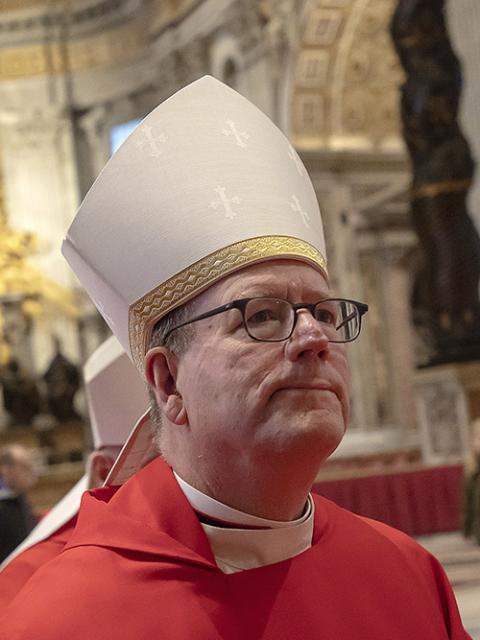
65;458;217;570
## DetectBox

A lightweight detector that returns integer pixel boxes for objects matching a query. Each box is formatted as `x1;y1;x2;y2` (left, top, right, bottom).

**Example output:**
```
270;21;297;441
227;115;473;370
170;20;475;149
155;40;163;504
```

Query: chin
262;414;345;461
310;419;345;453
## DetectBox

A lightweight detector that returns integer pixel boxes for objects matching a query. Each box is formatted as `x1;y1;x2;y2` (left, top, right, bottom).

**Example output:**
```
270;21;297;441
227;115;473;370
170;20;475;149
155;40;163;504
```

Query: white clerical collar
173;471;310;528
173;471;314;573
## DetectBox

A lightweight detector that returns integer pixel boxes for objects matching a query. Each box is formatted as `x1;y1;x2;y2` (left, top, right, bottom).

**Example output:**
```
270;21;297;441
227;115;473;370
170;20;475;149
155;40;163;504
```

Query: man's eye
316;309;335;324
248;309;277;324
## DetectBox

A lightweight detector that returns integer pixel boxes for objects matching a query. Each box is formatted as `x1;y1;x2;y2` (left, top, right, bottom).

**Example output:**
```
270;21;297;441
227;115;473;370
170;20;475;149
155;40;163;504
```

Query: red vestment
0;458;470;639
0;517;76;611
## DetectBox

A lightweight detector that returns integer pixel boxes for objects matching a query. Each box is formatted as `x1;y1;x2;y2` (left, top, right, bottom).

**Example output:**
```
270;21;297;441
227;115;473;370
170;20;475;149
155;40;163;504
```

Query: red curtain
313;465;464;535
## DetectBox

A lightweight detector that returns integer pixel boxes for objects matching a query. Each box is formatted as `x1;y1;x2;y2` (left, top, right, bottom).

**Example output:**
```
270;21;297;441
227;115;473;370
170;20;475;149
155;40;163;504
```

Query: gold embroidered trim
128;235;327;374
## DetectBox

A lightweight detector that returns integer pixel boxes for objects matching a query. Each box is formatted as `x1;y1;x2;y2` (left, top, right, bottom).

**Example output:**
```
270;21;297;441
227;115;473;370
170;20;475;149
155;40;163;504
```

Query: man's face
172;260;350;469
1;452;37;494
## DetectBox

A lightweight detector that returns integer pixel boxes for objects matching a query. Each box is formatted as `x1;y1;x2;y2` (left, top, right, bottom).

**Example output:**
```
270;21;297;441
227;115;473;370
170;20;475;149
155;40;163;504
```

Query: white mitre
62;75;327;485
83;334;149;449
0;336;150;570
62;75;327;377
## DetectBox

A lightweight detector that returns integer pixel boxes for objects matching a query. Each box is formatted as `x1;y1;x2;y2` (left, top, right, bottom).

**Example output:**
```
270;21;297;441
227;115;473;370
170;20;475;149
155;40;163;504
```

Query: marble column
0;108;81;372
378;238;418;438
78;105;110;187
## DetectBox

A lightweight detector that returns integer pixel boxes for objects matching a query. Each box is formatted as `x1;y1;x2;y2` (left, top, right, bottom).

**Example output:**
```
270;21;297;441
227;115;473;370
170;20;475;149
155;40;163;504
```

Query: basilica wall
0;0;478;491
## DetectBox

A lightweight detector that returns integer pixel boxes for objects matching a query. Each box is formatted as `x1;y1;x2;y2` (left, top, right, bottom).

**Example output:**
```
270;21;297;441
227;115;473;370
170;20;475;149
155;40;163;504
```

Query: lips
271;382;341;401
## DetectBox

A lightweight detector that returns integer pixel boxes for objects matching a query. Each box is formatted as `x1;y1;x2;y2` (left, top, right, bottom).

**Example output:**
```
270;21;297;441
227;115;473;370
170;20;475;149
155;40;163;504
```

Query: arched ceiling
0;0;47;10
291;0;405;152
0;0;198;82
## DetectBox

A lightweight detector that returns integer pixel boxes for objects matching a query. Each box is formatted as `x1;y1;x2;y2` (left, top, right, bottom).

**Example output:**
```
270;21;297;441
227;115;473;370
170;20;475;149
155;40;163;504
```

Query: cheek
183;343;248;396
340;359;351;390
186;342;271;410
329;350;350;413
331;348;350;384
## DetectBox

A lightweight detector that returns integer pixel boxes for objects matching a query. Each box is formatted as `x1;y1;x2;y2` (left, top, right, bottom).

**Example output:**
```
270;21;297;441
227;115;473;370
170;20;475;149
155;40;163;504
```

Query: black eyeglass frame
162;297;369;344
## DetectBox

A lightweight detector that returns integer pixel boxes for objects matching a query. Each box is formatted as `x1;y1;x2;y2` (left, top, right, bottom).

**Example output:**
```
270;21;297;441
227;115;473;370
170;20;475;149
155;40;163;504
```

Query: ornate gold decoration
0;176;77;365
149;0;199;34
0;19;147;80
128;235;327;373
292;0;404;148
340;0;403;141
412;179;472;201
0;0;52;9
0;1;204;81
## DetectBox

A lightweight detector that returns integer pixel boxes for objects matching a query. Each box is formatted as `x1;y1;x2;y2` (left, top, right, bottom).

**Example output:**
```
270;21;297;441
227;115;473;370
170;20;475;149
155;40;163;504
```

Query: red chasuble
0;458;470;639
0;517;76;611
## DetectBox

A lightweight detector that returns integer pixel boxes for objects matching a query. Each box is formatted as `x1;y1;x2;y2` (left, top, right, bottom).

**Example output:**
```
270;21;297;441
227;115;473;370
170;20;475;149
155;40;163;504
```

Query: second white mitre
83;335;149;449
0;335;150;570
62;75;327;376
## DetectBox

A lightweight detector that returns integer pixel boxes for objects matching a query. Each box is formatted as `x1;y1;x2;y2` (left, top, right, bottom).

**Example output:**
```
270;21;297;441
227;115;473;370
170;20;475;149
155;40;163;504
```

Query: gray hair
147;299;197;446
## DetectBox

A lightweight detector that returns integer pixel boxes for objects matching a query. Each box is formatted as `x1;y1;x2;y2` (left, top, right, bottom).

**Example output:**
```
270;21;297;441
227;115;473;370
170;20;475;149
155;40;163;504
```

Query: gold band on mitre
128;235;327;374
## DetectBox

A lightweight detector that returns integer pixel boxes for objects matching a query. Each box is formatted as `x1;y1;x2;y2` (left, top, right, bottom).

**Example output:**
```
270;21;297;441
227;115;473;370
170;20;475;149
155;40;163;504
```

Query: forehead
200;259;330;305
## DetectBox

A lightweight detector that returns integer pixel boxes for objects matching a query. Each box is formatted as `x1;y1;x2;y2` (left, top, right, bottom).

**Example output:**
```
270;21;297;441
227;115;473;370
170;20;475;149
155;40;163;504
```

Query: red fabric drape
314;465;464;535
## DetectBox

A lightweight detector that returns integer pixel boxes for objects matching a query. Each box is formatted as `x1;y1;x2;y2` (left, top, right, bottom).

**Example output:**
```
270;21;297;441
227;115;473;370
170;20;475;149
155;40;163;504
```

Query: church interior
1;0;480;632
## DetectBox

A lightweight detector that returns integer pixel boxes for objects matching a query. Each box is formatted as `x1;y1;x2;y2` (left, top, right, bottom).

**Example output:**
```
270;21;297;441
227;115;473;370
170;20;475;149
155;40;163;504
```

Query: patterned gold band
128;235;327;375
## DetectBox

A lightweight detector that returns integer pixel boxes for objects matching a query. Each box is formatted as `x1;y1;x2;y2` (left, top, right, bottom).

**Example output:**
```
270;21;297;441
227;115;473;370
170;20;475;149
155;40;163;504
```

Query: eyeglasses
163;297;368;343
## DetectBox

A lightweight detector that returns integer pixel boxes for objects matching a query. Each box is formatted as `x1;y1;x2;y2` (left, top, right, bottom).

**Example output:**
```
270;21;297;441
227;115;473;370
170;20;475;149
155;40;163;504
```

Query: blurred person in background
0;336;149;608
0;445;38;562
463;418;480;545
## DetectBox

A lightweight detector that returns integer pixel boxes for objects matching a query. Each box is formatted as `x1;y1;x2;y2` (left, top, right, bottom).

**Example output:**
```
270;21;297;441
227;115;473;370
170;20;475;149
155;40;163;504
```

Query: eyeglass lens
244;298;360;342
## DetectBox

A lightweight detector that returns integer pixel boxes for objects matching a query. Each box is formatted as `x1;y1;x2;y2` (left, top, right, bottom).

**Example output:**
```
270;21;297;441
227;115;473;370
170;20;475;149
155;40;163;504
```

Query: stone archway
291;0;404;151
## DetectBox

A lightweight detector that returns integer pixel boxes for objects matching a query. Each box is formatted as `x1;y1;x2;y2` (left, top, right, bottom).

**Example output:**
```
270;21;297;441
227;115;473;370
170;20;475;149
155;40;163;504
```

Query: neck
170;452;319;522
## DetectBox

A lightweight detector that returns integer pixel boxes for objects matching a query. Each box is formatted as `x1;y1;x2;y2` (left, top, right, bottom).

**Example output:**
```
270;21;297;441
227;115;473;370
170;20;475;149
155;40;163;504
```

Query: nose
284;309;330;362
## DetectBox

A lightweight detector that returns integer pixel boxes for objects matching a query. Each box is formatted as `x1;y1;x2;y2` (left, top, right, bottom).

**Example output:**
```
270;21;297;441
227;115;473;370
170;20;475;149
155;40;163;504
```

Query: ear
145;346;177;401
88;452;115;488
144;347;187;426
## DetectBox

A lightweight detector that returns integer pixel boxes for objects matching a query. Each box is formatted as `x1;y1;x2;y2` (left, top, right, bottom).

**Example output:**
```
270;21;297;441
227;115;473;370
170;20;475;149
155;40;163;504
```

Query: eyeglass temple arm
163;301;236;339
336;303;368;330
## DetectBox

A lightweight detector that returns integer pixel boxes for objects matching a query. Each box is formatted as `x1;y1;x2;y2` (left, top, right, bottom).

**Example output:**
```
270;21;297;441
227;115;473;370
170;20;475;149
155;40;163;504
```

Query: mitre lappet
62;75;328;485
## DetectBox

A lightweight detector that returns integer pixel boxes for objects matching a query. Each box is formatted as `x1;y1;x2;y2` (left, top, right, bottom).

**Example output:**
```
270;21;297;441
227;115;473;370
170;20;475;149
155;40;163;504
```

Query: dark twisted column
391;0;480;366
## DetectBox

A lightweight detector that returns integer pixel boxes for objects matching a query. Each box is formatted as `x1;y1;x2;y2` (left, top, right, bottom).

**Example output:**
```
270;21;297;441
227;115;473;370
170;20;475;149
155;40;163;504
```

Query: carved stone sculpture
391;0;480;365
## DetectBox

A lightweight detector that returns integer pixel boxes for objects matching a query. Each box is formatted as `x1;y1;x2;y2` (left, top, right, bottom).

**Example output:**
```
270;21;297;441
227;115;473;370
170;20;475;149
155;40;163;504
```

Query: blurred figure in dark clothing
43;340;81;423
0;445;38;562
463;419;480;545
1;360;41;427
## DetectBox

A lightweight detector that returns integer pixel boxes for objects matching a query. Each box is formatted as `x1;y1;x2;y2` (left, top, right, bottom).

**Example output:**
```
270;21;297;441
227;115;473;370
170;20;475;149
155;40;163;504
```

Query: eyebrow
236;286;281;298
226;284;331;301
